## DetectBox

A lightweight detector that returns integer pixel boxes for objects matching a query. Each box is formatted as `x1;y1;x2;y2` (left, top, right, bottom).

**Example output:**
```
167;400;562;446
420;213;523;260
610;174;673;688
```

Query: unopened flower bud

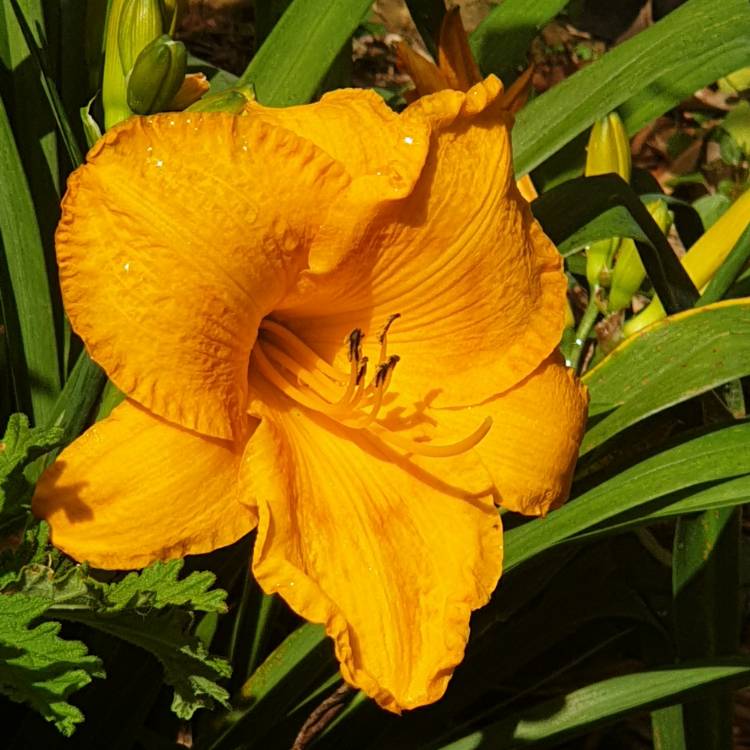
118;0;163;74
624;188;750;336
127;34;187;115
585;112;631;182
103;0;164;128
584;112;632;291
608;199;672;312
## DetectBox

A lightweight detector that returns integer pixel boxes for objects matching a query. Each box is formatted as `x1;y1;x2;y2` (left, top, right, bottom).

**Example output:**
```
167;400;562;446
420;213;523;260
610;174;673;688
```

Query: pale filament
255;317;491;458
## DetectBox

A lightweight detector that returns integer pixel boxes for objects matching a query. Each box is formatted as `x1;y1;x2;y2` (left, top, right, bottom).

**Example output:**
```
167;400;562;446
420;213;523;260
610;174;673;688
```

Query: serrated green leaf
0;414;63;530
0;521;56;590
10;558;231;720
69;609;231;720
0;593;103;736
2;550;232;723
105;559;228;613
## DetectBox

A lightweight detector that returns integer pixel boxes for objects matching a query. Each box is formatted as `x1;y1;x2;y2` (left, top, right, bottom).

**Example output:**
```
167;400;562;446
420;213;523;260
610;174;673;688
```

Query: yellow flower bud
585;112;631;182
584;112;631;291
624;188;750;336
127;35;187;115
103;0;164;129
608;199;672;312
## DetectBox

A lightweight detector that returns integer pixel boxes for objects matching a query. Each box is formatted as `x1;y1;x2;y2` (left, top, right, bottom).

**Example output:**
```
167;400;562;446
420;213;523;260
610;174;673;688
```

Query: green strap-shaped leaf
671;508;740;750
0;0;61;228
571;474;750;544
208;623;333;750
238;0;373;106
436;658;750;750
43;352;104;453
582;300;750;454
9;0;84;168
505;421;750;572
470;0;567;84
513;0;750;175
0;93;60;425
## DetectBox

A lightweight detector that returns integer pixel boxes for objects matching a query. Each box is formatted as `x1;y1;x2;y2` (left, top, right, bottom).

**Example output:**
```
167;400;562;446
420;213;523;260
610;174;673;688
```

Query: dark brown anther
378;313;401;343
347;328;364;362
375;354;400;387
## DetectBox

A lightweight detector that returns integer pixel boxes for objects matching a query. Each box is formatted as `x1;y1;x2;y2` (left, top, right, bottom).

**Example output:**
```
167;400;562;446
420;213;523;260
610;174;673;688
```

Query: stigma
253;316;491;458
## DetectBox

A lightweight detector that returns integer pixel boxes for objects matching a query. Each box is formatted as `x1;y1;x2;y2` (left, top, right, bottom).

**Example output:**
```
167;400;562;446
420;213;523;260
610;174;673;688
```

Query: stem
568;288;600;372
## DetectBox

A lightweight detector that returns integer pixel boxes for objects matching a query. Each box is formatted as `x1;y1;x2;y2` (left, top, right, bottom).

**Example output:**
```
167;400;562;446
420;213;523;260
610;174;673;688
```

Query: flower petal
265;78;566;409
480;355;588;515
395;41;451;97
437;7;482;91
32;400;255;569
58;112;350;439
413;353;588;516
242;374;502;712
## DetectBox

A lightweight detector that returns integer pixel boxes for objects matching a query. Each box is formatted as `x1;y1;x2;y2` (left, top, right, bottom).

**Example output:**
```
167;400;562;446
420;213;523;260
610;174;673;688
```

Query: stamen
254;317;491;461
378;313;401;363
348;328;364;362
372;417;493;458
261;341;343;402
352;356;399;428
260;319;347;382
254;346;340;413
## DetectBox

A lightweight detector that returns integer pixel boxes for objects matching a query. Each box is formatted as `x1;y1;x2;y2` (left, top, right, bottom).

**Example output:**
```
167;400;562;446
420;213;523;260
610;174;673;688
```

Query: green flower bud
103;0;165;129
608;199;673;312
187;85;256;114
118;0;163;74
586;237;619;290
127;35;187;115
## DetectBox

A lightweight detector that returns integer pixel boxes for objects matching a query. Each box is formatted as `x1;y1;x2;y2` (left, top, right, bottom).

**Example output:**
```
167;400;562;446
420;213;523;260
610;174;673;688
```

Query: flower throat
254;316;492;457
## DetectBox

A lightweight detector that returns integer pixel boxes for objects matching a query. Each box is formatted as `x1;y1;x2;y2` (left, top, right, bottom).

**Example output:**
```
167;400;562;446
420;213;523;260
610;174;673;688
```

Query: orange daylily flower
33;77;587;712
397;7;538;201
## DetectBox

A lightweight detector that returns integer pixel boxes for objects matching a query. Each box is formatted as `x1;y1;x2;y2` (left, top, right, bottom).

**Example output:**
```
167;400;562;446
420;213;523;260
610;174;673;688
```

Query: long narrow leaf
513;0;750;175
436;658;750;750
671;506;740;750
0;93;60;425
470;0;567;83
505;422;750;572
582;300;750;454
238;0;372;106
9;0;83;168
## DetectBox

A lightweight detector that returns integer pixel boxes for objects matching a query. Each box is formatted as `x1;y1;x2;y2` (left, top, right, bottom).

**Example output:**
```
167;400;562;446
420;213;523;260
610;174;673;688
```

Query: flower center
254;316;492;458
